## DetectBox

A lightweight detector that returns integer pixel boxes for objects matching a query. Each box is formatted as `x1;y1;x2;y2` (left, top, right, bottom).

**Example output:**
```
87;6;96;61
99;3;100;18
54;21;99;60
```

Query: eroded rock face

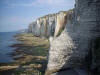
45;0;100;75
28;14;57;38
54;11;68;37
28;0;100;75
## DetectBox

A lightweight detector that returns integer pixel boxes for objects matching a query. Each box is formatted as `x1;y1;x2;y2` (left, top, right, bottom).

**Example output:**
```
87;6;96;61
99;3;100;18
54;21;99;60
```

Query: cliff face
28;0;100;75
28;14;57;37
28;12;72;38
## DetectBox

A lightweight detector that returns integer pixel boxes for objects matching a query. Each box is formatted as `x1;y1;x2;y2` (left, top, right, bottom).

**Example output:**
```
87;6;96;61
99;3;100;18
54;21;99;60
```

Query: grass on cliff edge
0;33;49;75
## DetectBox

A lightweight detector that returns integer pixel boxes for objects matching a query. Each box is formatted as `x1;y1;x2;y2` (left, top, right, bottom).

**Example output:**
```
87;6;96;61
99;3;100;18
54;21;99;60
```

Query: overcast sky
0;0;75;32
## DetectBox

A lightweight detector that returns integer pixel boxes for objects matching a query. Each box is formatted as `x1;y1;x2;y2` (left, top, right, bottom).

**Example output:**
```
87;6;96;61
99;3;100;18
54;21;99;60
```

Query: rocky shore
0;33;49;75
0;0;100;75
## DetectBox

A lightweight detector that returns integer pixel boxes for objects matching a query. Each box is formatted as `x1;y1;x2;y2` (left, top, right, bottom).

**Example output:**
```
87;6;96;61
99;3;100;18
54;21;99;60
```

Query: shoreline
0;33;49;75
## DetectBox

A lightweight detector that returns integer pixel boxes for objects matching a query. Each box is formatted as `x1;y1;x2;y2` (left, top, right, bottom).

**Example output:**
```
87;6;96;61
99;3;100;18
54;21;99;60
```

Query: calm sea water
0;32;19;63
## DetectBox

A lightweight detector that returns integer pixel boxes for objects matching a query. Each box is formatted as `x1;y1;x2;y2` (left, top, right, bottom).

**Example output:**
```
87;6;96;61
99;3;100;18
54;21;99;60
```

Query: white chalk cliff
28;0;100;75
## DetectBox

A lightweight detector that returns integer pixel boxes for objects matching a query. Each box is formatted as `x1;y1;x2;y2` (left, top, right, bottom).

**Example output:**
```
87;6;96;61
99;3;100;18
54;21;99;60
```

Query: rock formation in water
28;0;100;75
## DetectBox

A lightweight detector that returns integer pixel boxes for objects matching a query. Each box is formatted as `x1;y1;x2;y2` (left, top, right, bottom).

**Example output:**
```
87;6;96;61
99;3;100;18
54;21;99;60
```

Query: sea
0;32;20;63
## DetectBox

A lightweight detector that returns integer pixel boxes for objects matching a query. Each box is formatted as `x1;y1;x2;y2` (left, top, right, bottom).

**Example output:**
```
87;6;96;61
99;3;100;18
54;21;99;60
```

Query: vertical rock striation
46;0;100;75
28;14;57;38
28;0;100;75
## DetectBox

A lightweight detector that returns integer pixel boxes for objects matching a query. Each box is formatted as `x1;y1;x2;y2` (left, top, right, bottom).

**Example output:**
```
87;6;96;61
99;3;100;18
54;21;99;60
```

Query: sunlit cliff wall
28;14;57;38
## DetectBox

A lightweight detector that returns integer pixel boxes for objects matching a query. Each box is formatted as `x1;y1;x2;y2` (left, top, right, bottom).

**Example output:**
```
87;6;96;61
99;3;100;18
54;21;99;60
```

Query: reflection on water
0;32;19;63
